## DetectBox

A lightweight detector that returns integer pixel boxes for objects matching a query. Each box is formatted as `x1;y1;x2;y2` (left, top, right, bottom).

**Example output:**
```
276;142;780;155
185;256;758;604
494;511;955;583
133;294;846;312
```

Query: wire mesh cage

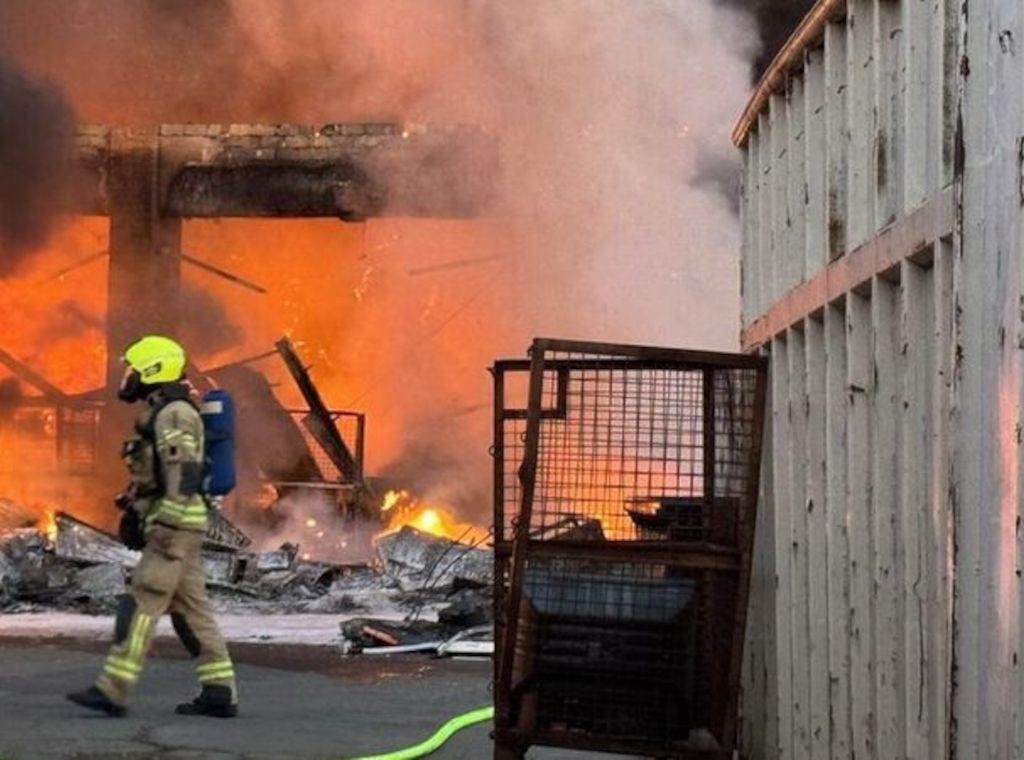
493;339;767;760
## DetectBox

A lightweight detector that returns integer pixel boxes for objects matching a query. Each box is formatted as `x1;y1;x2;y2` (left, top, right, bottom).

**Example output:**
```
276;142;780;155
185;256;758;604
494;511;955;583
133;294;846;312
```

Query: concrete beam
73;123;496;220
105;128;182;389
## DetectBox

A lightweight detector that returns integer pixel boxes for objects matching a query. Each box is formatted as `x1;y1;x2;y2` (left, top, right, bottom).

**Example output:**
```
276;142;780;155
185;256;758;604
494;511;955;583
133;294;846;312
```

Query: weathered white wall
732;0;1024;757
952;0;1024;756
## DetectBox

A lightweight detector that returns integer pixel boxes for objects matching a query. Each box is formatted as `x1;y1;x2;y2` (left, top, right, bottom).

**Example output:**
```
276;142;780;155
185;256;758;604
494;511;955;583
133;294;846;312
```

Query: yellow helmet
118;335;187;401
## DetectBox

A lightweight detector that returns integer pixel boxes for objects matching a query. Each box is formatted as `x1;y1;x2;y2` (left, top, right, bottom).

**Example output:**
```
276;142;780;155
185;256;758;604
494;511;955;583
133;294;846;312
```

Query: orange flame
377;489;488;543
37;510;58;542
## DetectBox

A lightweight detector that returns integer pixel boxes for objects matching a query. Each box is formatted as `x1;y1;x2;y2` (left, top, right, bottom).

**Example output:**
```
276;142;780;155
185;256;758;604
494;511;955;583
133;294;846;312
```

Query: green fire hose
341;705;495;760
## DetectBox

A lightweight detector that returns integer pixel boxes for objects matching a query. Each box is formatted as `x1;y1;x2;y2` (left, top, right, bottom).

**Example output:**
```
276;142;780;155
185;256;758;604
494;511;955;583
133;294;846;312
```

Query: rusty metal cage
492;339;767;760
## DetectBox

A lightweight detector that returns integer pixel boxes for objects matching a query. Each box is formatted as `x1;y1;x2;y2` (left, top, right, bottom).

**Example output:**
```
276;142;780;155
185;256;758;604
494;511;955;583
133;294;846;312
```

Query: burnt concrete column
105;127;182;390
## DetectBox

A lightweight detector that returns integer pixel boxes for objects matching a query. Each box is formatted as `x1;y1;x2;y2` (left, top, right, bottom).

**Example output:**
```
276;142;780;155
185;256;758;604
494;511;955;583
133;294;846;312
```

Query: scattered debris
437;588;492;628
205;510;253;552
338;618;495;658
53;513;140;568
0;548;16;606
361;624;400;647
0;504;496;660
202;549;245;586
530;516;606;542
376;525;492;591
436;625;494;658
338;617;450;655
255;543;299;572
72;563;126;599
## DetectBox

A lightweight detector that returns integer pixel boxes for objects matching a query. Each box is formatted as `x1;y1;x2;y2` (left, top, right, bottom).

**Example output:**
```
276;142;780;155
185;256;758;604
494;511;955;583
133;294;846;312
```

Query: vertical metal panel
953;0;1011;756
787;78;808;292
770;94;790;307
931;239;954;760
786;327;812;760
845;290;874;757
825;20;849;261
825;301;853;758
899;257;935;758
759;112;775;316
804;316;831;759
741;441;768;758
870;275;903;759
904;0;931;211
762;350;780;760
1015;42;1024;752
938;0;958;188
742;346;777;760
874;0;903;227
846;0;877;250
959;3;1023;758
743;137;761;325
770;335;794;760
804;48;828;277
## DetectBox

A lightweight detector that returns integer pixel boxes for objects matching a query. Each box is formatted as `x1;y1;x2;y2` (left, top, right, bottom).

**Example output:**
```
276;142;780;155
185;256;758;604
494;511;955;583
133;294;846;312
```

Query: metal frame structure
0;400;102;478
282;408;366;488
493;338;767;760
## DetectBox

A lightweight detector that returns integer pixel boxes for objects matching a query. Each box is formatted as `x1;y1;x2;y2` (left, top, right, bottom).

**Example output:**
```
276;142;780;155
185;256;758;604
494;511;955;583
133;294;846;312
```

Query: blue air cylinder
200;388;236;497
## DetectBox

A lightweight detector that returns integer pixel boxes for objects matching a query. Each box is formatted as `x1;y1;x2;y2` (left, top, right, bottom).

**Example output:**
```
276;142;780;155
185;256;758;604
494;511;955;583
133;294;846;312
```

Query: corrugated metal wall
735;0;1024;757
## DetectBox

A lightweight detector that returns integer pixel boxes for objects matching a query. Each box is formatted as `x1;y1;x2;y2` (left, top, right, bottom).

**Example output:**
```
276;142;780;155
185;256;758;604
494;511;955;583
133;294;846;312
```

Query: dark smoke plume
0;56;77;274
723;0;816;80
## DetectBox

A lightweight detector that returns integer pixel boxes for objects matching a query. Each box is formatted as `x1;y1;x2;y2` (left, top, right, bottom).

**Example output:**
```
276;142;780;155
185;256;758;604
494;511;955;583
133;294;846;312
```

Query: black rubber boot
175;685;237;718
66;686;126;717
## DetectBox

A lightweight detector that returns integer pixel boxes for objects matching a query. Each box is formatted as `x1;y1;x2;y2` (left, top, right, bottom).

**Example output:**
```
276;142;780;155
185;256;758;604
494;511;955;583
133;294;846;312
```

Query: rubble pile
0;510;494;657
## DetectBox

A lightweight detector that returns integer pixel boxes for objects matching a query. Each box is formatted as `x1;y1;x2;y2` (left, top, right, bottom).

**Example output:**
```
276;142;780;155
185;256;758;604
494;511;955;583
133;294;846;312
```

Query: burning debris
0;328;494;658
0;504;494;657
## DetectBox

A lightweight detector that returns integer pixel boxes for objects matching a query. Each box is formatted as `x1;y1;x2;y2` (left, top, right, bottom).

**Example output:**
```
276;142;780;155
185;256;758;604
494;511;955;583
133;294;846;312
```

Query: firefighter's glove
118;510;145;550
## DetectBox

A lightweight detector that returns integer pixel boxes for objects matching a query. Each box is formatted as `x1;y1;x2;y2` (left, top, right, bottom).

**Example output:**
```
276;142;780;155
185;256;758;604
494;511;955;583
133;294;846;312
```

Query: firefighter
67;335;238;718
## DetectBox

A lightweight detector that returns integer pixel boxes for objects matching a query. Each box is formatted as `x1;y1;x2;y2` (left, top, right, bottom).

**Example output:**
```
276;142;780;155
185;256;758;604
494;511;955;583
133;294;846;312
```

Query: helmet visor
117;366;145;402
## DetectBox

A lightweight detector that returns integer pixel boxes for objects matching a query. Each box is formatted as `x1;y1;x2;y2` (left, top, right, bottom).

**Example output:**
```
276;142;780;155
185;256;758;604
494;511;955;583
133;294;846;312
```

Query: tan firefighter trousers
95;524;237;706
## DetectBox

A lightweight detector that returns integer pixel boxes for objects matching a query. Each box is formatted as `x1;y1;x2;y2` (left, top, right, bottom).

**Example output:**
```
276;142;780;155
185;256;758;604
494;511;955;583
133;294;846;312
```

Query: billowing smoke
721;0;817;80
0;56;77;274
0;1;761;527
343;2;759;515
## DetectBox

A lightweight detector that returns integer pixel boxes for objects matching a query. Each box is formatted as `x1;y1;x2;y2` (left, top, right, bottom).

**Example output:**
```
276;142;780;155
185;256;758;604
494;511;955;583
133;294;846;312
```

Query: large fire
0;213;502;538
378;489;489;544
0;0;745;552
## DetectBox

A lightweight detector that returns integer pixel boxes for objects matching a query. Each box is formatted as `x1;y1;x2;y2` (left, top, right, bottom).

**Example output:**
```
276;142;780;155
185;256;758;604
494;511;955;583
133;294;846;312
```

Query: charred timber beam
73;124;495;220
165;162;382;221
0;345;82;405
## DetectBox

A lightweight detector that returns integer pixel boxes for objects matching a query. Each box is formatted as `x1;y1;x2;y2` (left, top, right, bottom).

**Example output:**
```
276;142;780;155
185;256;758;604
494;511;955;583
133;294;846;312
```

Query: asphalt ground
0;639;630;760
